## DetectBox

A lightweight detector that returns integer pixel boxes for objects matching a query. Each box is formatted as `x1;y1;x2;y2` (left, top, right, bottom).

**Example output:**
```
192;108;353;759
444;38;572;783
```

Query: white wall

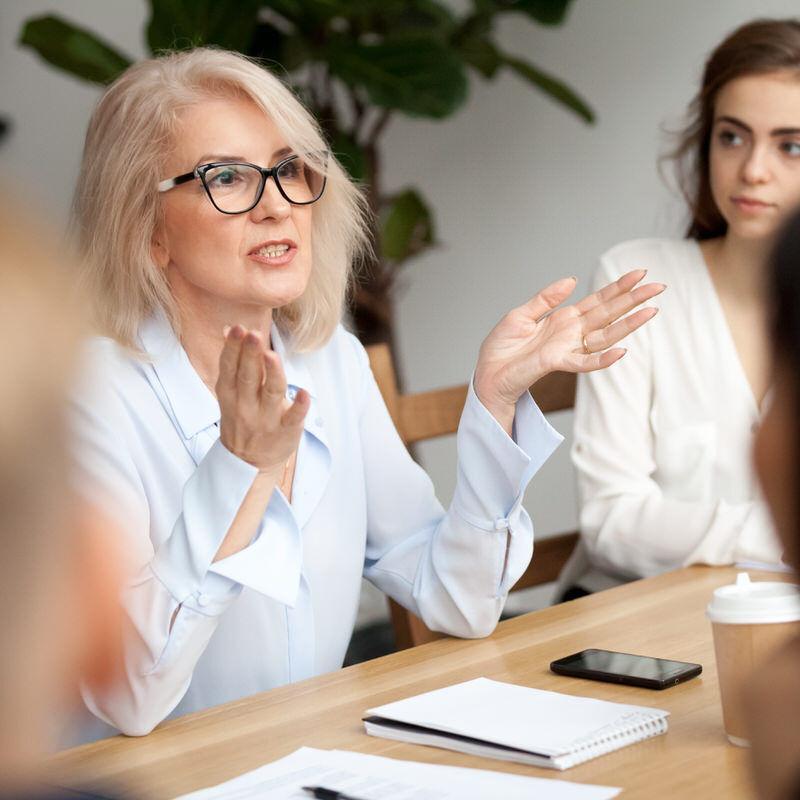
0;1;148;218
1;0;796;620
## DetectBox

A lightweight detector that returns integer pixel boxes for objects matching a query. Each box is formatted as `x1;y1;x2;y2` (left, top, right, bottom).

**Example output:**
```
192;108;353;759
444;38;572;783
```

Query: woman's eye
718;129;743;147
278;161;301;180
210;169;239;186
781;140;800;157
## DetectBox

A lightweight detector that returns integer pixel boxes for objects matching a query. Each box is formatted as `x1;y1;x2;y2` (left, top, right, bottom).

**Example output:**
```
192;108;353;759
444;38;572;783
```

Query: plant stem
349;88;366;141
365;109;392;147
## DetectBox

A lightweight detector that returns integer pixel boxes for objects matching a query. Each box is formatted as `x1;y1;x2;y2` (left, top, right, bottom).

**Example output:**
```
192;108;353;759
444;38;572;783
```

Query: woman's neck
702;232;770;303
176;299;274;393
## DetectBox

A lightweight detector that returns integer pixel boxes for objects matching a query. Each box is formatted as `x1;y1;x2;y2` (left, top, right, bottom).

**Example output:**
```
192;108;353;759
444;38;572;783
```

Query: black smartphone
550;648;702;690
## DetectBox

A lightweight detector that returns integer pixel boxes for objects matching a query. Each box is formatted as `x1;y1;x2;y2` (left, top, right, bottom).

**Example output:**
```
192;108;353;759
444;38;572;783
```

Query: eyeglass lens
202;156;325;213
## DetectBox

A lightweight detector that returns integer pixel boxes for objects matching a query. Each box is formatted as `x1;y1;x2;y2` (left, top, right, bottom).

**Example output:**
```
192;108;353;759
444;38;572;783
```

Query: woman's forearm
213;467;282;562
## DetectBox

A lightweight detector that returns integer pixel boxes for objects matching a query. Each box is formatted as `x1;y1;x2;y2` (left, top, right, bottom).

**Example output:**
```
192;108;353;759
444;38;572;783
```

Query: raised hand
473;269;665;431
216;325;309;473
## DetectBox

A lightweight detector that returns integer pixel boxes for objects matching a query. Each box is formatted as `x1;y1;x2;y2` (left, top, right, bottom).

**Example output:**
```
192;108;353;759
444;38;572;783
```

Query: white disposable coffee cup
707;573;800;746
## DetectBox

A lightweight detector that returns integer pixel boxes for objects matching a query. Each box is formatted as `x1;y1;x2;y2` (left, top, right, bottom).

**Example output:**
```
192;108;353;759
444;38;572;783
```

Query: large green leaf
330;131;368;182
263;0;307;21
249;22;311;73
297;0;454;37
505;0;574;25
18;15;132;85
455;23;501;79
327;35;467;118
451;12;499;78
381;188;435;262
502;54;594;123
146;0;262;52
264;0;352;30
356;0;456;40
249;21;286;62
281;35;313;71
389;0;456;38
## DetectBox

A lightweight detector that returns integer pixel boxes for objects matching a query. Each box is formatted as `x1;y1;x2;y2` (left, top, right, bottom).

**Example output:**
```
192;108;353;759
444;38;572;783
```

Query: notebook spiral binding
560;712;669;769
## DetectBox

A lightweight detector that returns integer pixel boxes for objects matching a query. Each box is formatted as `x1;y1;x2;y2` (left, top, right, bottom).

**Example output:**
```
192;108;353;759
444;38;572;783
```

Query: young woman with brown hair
561;18;800;598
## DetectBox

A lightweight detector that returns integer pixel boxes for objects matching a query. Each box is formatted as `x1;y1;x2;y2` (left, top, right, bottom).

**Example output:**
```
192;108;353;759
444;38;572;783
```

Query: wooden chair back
366;342;579;649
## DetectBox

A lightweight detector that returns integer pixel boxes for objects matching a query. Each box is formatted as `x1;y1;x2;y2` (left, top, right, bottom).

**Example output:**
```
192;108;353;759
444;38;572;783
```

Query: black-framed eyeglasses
157;153;327;214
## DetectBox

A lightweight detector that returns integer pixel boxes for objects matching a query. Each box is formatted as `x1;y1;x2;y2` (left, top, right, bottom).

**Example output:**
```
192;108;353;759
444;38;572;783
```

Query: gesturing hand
473;269;665;431
216;325;309;474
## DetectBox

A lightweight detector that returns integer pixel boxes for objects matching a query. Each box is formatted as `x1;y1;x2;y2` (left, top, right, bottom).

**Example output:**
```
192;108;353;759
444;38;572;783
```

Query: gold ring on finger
582;333;591;355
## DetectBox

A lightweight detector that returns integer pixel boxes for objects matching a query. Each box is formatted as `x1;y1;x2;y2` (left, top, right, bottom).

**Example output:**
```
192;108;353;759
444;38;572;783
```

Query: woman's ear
151;230;170;270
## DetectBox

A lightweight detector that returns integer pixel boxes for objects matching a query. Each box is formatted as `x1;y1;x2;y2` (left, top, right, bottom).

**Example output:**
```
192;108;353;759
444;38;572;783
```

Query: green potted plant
20;0;594;352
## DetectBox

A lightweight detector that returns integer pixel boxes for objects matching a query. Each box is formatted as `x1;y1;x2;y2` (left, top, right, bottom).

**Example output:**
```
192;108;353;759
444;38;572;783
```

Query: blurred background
1;0;795;643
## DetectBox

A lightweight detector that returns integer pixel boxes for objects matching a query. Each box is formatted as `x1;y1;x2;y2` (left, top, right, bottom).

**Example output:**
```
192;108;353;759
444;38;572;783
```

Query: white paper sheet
174;746;621;800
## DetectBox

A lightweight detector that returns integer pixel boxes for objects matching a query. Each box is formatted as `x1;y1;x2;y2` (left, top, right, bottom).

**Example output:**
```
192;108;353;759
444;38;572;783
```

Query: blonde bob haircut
73;47;371;352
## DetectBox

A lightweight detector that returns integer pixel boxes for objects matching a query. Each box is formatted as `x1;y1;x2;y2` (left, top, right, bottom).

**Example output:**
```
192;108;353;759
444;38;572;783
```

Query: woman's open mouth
248;241;297;265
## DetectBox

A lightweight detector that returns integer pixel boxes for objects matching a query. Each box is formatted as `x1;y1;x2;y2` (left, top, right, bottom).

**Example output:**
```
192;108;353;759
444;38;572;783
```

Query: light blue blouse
72;313;562;738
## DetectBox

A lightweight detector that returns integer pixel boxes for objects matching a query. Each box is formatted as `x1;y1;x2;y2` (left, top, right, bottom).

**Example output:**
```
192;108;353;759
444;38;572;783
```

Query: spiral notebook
363;677;669;770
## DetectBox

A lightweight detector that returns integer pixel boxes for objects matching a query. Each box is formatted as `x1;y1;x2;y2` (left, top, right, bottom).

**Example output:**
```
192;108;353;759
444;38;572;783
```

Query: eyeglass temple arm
157;171;197;193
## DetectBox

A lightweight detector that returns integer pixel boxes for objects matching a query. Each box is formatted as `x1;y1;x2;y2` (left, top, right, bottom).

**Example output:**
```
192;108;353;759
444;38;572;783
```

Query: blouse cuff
149;438;259;603
178;572;242;617
208;490;303;607
452;377;563;525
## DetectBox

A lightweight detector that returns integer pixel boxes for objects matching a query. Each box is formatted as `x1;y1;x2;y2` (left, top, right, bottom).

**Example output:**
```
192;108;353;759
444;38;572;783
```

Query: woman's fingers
217;325;245;394
216;325;306;471
574;269;648;316
236;331;265;402
224;328;292;418
259;349;288;409
282;388;310;429
520;276;578;322
580;281;665;331
583;306;658;352
590;347;627;370
564;347;627;373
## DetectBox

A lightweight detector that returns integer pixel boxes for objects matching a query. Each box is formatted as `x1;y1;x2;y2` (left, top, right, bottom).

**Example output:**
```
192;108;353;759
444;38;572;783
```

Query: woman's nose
251;176;291;221
741;145;772;185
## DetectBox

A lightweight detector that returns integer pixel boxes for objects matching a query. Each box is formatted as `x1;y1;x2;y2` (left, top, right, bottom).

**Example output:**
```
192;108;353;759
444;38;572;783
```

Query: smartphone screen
550;648;702;689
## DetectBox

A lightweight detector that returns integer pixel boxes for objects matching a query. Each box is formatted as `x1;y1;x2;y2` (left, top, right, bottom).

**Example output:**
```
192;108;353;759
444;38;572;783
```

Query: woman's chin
726;216;783;242
239;276;307;310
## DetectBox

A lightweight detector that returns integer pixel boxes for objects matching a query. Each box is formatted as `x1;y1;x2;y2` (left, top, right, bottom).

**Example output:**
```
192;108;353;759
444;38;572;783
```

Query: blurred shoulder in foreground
0;201;125;798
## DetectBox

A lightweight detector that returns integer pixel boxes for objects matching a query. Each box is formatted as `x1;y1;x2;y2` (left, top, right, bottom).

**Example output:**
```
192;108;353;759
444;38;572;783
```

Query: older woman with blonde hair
71;47;662;739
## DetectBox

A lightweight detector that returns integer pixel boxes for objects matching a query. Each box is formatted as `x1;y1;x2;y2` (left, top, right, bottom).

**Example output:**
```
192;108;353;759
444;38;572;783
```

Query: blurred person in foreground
747;208;800;800
0;206;122;799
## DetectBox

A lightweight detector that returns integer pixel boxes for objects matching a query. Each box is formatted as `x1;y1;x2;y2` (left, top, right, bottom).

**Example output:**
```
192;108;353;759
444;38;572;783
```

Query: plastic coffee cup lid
706;573;800;624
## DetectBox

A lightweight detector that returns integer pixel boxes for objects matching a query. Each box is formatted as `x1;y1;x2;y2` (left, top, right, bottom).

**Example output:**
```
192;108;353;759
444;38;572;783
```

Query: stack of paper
363;677;669;770
175;746;621;799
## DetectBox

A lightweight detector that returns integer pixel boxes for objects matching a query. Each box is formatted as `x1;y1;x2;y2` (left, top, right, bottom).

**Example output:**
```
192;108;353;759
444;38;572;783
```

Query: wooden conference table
51;565;783;799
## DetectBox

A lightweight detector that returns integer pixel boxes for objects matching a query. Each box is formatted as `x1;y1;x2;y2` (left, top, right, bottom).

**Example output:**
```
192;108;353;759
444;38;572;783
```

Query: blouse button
197;593;210;608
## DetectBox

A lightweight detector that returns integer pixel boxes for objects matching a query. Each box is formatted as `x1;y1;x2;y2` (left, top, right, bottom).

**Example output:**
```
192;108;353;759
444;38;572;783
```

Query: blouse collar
137;310;316;441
